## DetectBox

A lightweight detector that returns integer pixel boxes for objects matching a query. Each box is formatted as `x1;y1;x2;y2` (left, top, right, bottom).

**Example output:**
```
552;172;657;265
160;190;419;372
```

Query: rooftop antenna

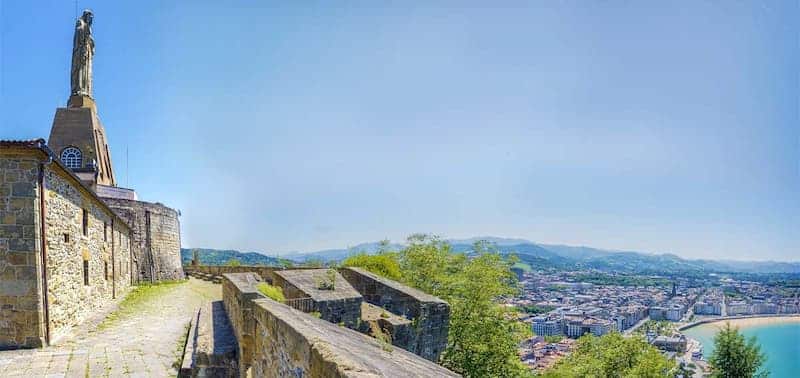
126;145;129;187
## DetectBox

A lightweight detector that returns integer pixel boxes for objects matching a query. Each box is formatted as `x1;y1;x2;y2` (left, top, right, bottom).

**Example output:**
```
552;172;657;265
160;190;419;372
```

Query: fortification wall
103;198;183;283
272;269;363;328
221;273;458;378
186;265;278;283
340;267;450;362
0;155;45;349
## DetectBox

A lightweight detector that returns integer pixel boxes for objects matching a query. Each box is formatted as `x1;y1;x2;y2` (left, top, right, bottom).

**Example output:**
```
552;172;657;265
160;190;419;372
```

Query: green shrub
341;252;402;280
225;258;242;267
541;333;677;377
257;283;285;303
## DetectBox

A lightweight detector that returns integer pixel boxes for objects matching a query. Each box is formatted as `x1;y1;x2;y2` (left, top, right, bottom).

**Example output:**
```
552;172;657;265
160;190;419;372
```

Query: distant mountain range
183;237;800;274
181;248;284;266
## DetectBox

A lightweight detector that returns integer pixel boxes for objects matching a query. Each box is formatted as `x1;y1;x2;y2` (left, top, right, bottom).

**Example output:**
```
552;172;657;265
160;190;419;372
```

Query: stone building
43;10;183;284
0;140;133;349
0;10;183;349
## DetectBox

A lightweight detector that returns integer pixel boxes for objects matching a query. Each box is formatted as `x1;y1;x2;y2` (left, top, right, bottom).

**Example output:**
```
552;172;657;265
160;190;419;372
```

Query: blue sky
1;1;797;261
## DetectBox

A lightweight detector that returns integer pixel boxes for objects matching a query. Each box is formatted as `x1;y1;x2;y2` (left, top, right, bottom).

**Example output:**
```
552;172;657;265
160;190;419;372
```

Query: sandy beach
690;315;800;330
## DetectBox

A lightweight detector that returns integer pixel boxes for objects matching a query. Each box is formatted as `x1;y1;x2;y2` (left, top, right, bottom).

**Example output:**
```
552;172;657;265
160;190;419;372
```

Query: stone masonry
221;273;459;377
48;98;116;187
0;152;46;349
341;267;450;362
43;163;132;342
102;197;183;283
272;269;363;328
0;141;133;349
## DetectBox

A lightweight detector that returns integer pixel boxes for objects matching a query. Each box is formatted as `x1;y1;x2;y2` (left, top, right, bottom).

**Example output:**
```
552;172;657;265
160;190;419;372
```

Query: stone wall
272;269;363;328
1;145;133;349
340;267;450;362
221;273;459;378
221;273;262;376
0;154;46;349
43;166;132;341
186;265;279;284
103;198;183;283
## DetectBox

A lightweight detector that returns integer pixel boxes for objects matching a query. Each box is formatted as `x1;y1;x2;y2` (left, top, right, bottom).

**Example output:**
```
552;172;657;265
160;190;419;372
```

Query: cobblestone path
0;278;220;377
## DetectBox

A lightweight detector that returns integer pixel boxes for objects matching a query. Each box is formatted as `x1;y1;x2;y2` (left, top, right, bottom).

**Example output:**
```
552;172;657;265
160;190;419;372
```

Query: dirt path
0;278;220;377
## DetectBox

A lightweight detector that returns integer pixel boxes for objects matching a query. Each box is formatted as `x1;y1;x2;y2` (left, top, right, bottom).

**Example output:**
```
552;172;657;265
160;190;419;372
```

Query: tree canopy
708;322;767;378
541;332;677;378
342;234;530;377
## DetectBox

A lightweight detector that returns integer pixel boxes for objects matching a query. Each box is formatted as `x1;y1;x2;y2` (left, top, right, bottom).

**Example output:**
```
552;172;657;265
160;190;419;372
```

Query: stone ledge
341;267;446;305
180;301;238;378
250;297;459;377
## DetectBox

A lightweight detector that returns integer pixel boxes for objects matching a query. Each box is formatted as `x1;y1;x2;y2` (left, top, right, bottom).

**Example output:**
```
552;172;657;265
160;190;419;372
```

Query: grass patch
367;320;393;353
257;283;285;303
172;322;192;371
98;280;187;329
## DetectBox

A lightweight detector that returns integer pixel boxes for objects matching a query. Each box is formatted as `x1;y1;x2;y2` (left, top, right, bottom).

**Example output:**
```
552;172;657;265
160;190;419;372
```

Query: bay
682;318;800;378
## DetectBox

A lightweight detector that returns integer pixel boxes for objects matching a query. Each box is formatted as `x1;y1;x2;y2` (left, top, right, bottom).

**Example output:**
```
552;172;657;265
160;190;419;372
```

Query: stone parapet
221;272;266;377
272;269;363;328
187;265;279;284
220;272;459;377
340;267;450;362
180;300;238;377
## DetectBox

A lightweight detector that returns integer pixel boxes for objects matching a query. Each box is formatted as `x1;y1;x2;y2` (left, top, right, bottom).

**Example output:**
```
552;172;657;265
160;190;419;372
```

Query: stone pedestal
48;96;116;187
67;95;97;111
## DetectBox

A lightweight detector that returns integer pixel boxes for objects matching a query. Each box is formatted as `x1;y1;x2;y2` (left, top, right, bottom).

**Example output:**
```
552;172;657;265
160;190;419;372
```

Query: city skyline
1;1;797;261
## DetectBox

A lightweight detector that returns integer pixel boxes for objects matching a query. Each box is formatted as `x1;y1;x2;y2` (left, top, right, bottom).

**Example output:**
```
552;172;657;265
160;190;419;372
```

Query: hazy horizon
2;1;798;261
188;234;800;263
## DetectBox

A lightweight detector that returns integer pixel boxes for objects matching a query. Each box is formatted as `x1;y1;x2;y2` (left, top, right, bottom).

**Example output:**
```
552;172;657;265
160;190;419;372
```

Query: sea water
682;320;800;378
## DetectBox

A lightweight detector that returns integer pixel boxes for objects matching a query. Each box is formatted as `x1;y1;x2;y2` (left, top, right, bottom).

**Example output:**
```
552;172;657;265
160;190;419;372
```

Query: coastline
679;314;800;331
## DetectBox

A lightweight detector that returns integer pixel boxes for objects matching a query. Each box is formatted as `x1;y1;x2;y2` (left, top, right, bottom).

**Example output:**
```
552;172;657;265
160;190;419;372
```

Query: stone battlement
217;272;459;377
340;267;450;361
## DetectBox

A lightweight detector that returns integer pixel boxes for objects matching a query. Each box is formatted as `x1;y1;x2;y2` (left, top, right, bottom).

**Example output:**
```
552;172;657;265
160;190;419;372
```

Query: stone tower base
102;197;184;283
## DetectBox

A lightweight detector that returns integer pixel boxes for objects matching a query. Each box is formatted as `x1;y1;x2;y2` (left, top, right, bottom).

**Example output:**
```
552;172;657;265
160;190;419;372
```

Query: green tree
225;258;242;267
400;235;530;377
343;234;529;377
709;323;767;378
542;333;677;378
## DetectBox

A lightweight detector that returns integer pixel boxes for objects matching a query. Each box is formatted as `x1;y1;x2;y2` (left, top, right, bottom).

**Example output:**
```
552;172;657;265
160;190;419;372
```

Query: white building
532;317;563;336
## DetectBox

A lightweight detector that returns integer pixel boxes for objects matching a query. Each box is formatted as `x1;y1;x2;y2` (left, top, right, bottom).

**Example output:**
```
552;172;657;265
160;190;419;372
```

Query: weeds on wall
316;269;337;290
257;283;286;303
